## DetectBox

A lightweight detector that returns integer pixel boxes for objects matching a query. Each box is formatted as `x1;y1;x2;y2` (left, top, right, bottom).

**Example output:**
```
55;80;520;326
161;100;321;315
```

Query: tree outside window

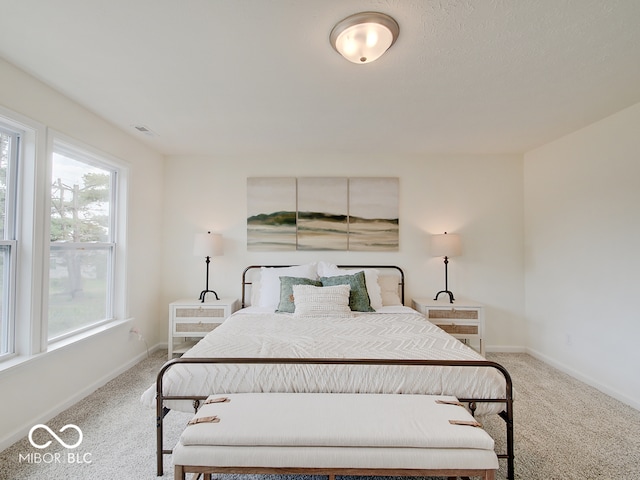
48;148;116;340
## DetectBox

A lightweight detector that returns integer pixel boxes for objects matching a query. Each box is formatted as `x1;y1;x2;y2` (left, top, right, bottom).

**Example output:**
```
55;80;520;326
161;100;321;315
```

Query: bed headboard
241;265;405;308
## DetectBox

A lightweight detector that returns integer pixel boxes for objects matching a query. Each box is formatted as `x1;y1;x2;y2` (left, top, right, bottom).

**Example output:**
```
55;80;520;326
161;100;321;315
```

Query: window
0;125;18;358
48;141;118;342
0;109;127;365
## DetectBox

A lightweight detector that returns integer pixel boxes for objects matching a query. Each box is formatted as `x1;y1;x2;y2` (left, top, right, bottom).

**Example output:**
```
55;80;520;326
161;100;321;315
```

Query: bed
145;263;514;478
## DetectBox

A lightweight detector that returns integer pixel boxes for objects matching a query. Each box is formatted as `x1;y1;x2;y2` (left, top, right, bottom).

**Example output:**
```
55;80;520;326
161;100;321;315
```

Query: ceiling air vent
132;124;157;137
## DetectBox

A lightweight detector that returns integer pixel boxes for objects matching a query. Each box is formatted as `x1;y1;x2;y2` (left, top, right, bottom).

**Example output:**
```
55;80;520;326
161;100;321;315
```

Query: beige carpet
0;350;638;480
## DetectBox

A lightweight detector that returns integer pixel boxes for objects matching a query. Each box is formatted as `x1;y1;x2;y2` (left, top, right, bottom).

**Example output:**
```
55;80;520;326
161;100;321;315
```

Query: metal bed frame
241;264;405;308
155;265;514;479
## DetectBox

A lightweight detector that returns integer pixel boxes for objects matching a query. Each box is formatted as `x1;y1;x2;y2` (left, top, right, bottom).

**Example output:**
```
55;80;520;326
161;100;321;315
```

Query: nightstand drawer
174;306;227;319
173;306;227;334
174;319;220;334
437;323;479;335
427;309;479;320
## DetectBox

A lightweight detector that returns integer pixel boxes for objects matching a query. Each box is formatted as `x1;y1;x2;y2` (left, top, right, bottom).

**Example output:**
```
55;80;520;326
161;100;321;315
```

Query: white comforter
141;307;508;415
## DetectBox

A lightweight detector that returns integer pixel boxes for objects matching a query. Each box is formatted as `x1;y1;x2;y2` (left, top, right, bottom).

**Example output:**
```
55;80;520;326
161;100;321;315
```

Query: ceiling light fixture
330;12;399;64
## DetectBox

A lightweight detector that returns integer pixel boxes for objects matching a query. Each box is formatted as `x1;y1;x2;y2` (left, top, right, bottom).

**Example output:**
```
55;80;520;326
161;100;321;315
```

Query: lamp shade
430;232;461;258
193;232;223;257
330;12;399;64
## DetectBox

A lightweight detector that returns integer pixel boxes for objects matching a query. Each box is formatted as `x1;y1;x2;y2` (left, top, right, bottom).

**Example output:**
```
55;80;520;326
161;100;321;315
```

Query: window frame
0;124;19;360
45;134;128;345
0;105;46;364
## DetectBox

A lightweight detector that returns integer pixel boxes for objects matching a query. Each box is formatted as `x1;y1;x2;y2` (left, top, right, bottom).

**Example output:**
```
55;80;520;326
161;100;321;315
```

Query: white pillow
249;280;261;306
258;264;317;308
292;284;352;317
378;274;402;306
316;261;339;277
317;262;382;310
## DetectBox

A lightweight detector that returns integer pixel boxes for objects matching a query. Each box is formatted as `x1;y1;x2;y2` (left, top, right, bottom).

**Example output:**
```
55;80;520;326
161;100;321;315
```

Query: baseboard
485;345;527;353
0;348;152;453
526;347;640;411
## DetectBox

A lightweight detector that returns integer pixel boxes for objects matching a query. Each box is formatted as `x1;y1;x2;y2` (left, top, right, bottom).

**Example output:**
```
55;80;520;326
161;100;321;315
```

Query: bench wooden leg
173;464;184;480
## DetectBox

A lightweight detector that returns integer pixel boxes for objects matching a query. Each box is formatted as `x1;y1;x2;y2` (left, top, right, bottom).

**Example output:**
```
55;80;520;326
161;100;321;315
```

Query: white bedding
142;307;507;415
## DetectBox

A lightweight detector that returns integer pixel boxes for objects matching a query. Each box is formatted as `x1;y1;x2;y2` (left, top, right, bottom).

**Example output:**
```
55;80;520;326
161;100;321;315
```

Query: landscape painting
247;177;399;251
297;177;348;250
348;177;399;251
247;177;296;251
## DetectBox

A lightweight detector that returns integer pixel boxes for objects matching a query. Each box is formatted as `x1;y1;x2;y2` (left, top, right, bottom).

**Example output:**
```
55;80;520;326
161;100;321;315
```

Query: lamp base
434;290;455;304
199;289;220;302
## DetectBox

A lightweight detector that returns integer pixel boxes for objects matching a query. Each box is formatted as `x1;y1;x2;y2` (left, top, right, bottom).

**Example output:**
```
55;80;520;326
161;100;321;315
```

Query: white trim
0;105;47;358
485;345;527;353
48;130;132;171
526;347;640;410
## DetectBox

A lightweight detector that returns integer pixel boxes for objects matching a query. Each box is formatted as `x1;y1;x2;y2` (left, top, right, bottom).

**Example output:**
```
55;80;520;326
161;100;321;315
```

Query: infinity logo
28;424;83;449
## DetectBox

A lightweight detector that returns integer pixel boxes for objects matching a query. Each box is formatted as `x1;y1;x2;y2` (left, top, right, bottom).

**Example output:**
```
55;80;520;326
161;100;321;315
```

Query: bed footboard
156;358;514;480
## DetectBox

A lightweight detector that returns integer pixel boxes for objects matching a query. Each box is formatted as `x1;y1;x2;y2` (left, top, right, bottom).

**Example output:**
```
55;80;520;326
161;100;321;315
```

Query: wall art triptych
247;177;399;251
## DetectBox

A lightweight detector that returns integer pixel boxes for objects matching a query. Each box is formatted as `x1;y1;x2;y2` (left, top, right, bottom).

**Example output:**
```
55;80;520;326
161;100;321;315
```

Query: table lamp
431;232;461;303
193;231;223;302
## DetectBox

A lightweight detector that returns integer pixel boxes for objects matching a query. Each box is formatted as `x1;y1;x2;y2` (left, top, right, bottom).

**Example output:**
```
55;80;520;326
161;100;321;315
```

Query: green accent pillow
320;271;375;312
276;276;322;313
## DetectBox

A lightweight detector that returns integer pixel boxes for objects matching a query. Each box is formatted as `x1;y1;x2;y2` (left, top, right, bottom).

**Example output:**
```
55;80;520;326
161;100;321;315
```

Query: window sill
0;317;134;377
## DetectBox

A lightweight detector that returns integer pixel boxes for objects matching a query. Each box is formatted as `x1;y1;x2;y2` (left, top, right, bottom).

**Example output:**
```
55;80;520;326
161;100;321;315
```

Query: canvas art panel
247;177;296;251
297;177;348;251
348;177;399;251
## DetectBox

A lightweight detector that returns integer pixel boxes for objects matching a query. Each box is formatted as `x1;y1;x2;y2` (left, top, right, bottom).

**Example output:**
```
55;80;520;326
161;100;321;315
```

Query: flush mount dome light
330;12;399;64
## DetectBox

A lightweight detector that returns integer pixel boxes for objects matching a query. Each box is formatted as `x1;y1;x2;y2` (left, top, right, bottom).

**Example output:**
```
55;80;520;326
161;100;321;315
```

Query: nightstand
412;297;485;355
168;297;239;359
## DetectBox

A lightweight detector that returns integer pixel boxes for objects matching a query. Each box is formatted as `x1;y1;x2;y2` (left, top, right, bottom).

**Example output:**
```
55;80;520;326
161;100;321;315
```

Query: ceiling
1;0;640;157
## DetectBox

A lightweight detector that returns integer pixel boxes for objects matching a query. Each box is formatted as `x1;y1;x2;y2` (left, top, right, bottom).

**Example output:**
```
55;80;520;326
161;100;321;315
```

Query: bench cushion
180;393;495;450
173;443;500;470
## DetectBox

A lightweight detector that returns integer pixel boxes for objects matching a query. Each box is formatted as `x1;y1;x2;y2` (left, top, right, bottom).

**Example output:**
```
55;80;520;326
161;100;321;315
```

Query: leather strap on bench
449;419;482;428
188;416;220;425
205;397;231;404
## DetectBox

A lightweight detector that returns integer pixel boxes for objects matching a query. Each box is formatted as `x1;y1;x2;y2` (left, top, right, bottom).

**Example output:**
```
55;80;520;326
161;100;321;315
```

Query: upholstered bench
173;392;498;480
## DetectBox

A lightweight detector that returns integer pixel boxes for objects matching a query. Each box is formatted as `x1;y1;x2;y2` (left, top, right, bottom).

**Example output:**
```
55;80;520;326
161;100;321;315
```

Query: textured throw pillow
275;276;322;313
292;284;352;317
317;262;382;310
320;271;375;312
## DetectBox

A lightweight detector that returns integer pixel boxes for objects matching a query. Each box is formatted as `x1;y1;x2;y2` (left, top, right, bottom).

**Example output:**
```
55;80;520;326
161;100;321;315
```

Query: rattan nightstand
412;297;485;355
168;298;239;358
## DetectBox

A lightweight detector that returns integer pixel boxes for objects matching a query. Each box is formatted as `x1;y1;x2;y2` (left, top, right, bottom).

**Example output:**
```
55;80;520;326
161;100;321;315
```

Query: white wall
0;58;165;449
161;153;526;350
524;101;640;409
